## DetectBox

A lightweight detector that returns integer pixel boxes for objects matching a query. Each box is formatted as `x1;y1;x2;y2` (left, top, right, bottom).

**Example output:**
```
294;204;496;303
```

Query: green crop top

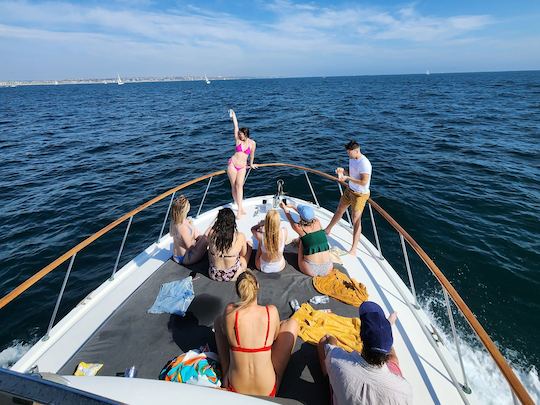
300;229;330;256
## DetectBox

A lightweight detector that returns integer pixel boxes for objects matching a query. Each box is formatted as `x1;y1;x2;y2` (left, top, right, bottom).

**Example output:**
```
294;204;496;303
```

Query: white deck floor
13;195;478;404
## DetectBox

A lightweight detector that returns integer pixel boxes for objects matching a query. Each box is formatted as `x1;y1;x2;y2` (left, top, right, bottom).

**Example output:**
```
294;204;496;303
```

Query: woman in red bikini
214;270;298;397
227;109;257;217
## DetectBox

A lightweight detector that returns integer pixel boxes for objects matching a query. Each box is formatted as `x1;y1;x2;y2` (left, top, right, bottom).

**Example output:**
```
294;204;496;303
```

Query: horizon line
2;69;539;85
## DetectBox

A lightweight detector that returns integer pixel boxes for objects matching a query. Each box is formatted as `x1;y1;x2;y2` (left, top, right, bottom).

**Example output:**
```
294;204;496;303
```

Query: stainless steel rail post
443;289;472;394
158;192;176;242
368;203;383;259
304;171;320;207
337;183;353;226
110;216;133;281
244;167;252;183
196;177;213;218
361;239;471;404
400;234;419;309
43;253;77;341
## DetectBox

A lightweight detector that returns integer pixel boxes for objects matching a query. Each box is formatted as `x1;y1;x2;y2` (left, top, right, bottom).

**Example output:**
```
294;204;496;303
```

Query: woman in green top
280;201;333;277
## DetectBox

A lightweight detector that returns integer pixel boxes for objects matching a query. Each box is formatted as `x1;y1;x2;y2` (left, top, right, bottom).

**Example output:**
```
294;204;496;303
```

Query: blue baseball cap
297;205;315;221
359;301;393;354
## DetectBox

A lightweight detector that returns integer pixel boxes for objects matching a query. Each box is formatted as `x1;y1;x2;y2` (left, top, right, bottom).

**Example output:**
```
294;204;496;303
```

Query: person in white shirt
317;301;412;405
326;140;372;255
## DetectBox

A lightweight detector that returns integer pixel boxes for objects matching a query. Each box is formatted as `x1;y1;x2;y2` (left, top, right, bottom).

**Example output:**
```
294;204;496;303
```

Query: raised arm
280;202;302;235
251;220;264;238
230;109;240;140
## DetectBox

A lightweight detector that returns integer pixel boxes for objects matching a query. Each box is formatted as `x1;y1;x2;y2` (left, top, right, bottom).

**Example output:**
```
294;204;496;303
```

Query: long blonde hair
263;210;281;261
171;195;190;225
235;270;258;310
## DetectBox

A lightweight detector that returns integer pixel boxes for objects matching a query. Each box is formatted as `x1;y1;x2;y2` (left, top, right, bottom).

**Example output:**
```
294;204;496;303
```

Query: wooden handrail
0;163;533;404
0;169;224;311
368;199;533;405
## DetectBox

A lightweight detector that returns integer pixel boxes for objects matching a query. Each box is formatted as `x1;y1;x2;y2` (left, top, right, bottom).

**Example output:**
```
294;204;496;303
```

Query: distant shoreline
1;70;539;87
0;76;249;88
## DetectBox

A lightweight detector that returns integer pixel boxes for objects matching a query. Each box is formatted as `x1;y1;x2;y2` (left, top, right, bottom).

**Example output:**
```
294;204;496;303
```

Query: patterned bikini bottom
208;258;241;282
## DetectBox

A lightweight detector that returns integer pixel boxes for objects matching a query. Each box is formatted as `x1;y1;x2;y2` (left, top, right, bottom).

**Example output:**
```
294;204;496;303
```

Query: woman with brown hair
169;195;208;265
207;208;251;282
214;270;298;397
227;109;257;218
251;209;288;273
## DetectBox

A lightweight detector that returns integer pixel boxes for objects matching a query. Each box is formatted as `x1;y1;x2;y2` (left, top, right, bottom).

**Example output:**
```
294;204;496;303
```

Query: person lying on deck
317;301;412;405
214;270;298;397
251;209;288;273
206;208;251;282
280;201;333;277
170;195;208;265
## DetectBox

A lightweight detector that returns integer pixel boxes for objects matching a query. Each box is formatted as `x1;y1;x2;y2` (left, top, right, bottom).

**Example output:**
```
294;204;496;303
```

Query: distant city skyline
1;0;540;81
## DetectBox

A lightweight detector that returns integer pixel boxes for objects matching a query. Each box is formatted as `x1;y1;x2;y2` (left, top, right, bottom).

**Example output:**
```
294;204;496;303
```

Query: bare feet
387;312;398;325
236;209;247;219
347;248;356;256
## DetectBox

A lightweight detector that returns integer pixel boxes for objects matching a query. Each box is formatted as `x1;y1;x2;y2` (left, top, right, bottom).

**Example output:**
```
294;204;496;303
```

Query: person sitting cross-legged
214;270;298;397
317;301;413;405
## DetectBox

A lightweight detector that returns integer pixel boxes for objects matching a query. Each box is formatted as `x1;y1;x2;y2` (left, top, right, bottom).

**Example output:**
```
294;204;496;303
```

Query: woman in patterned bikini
227;109;257;218
207;208;252;282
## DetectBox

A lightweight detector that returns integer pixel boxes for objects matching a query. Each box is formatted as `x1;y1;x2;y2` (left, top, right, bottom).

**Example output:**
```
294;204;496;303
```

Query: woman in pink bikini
227;109;257;217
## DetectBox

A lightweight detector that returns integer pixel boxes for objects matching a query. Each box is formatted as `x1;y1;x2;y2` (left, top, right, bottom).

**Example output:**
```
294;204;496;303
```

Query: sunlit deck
12;195;477;404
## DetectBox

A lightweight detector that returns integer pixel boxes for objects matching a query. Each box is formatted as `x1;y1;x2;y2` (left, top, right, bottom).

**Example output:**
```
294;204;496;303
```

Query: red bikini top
230;305;272;352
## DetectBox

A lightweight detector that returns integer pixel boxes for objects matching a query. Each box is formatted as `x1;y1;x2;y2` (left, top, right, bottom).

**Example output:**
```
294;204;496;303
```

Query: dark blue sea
1;71;539;400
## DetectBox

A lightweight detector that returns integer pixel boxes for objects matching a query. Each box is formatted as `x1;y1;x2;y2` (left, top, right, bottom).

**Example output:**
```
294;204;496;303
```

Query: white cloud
0;0;536;80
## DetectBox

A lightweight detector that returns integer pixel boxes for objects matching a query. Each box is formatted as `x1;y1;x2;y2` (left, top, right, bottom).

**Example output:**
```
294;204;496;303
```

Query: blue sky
1;0;539;80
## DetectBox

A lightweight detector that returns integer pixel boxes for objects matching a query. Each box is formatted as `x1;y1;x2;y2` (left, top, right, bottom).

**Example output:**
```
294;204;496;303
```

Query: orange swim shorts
340;188;370;213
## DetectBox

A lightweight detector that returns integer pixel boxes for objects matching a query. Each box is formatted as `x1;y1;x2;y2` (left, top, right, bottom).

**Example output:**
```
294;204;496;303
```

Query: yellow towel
292;303;362;352
313;268;369;307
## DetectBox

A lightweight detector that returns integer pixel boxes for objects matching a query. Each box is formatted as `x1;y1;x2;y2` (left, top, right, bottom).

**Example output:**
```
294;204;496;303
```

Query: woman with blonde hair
169;195;208;265
214;270;298;397
251;209;288;273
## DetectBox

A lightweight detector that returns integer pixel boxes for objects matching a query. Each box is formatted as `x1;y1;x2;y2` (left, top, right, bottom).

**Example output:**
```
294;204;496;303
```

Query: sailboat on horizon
117;74;124;85
204;74;211;84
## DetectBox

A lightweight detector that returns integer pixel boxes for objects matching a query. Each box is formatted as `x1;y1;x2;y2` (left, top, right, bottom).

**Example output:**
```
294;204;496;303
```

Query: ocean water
0;72;539;401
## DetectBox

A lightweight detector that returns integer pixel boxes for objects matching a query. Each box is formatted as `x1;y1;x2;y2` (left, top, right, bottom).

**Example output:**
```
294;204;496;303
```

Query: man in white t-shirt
317;301;413;405
326;140;372;255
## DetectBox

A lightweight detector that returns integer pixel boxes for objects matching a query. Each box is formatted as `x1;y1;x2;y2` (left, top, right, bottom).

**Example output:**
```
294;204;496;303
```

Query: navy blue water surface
1;72;539;371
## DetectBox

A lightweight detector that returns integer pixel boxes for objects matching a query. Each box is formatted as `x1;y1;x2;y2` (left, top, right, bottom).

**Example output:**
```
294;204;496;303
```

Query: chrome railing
0;163;533;405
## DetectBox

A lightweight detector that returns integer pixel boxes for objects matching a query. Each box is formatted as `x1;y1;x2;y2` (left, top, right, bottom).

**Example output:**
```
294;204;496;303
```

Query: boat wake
0;340;33;368
422;295;540;404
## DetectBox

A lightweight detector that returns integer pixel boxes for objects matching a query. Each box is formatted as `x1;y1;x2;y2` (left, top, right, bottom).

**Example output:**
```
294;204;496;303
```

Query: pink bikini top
235;142;251;155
